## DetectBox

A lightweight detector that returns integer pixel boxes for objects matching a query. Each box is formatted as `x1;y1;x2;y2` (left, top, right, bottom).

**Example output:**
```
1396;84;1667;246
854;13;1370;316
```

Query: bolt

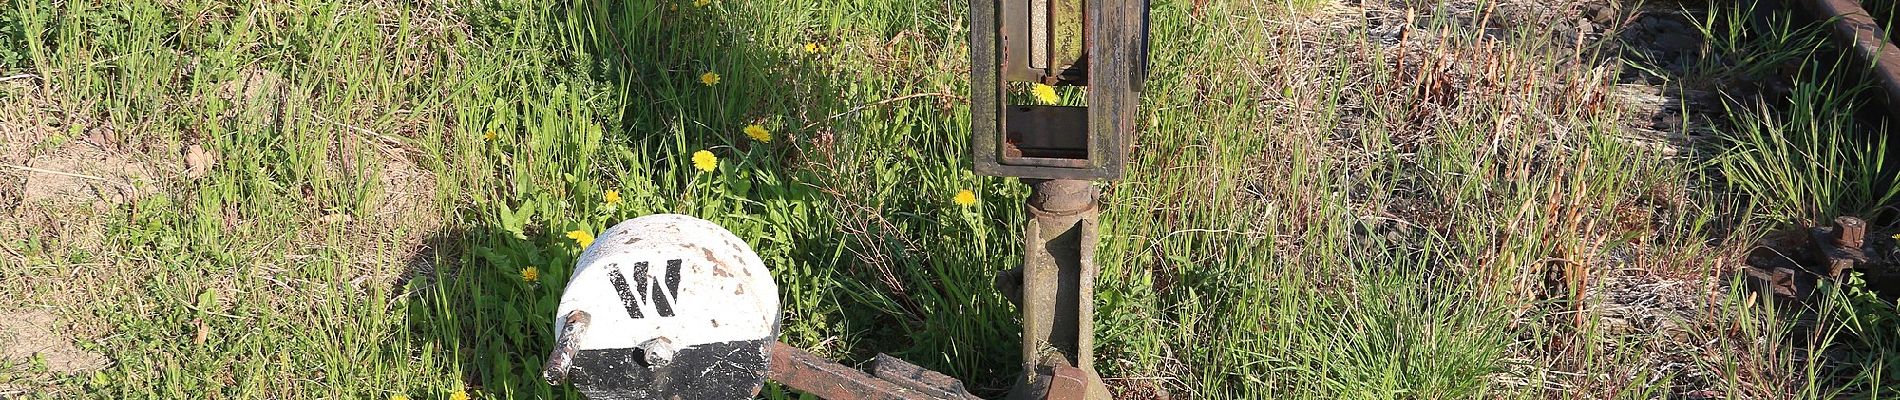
640;337;677;367
1833;216;1866;249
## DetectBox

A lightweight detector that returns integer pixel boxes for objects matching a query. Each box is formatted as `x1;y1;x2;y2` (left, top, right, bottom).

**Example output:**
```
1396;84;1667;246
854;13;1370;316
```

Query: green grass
3;0;1900;399
1693;0;1900;225
1696;1;1900;398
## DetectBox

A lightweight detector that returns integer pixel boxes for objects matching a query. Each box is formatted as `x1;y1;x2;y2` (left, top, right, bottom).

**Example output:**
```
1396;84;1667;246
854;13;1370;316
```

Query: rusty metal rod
541;310;591;385
1008;179;1110;400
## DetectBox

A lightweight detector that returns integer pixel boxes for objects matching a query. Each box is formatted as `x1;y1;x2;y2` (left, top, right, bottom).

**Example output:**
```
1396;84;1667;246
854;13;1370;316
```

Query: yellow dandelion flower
1891;232;1900;241
566;230;595;248
694;0;711;7
604;190;622;204
521;266;540;283
448;389;469;400
804;42;826;54
1032;83;1059;104
953;189;977;206
700;71;721;86
743;124;772;143
692;150;718;172
483;131;496;141
391;395;410;400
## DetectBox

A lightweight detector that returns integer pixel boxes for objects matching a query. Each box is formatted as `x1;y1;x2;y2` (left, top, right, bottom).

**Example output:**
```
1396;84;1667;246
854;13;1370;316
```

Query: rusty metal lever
766;342;981;400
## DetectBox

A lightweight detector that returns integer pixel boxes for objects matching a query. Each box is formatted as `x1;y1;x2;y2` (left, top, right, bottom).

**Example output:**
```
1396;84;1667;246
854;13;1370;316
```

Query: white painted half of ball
554;214;779;351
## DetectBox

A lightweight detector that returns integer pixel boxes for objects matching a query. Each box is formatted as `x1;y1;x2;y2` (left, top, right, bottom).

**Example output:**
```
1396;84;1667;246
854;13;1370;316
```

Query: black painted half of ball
568;338;771;400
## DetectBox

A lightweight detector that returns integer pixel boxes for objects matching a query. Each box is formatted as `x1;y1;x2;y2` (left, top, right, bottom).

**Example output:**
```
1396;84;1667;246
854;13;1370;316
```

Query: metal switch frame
971;0;1146;181
971;1;1147;399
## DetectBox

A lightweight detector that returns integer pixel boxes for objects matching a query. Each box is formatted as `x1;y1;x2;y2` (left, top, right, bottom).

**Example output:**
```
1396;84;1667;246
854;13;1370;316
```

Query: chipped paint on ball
552;214;781;399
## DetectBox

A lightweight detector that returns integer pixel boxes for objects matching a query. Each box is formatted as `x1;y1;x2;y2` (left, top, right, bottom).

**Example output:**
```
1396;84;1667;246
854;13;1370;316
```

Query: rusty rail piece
766;341;981;400
1742;216;1896;298
1797;0;1900;115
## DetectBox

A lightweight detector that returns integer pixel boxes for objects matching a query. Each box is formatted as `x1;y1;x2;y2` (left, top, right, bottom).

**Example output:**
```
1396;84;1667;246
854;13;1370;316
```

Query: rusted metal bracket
766;342;981;400
1743;216;1898;298
1813;216;1869;279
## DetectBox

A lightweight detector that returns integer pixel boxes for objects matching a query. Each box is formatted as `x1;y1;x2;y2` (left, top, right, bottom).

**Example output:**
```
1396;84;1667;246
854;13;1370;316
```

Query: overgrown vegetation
1700;1;1900;225
1697;1;1900;398
2;0;1899;399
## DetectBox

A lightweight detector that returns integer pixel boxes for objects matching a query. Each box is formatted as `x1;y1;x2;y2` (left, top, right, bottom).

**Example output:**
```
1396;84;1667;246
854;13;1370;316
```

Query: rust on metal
972;0;1146;398
1044;366;1091;400
1812;217;1870;279
1005;179;1111;400
972;0;1145;181
1741;266;1808;298
1083;0;1144;181
1019;179;1098;372
1798;0;1900;115
1005;0;1087;84
1004;106;1092;168
870;354;981;400
1004;361;1109;400
1833;216;1866;249
766;342;978;400
1742;215;1900;299
541;310;592;385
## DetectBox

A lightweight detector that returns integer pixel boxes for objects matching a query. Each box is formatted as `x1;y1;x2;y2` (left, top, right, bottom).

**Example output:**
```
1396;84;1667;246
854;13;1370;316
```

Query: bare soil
0;309;109;373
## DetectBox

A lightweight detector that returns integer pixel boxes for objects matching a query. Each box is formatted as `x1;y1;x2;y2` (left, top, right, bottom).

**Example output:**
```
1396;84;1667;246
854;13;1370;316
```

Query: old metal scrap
766;342;981;400
1743;216;1899;298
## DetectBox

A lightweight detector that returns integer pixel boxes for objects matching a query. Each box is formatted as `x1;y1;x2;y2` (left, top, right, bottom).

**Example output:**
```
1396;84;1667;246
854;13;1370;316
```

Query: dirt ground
0;309;108;374
0;67;444;389
0;80;128;382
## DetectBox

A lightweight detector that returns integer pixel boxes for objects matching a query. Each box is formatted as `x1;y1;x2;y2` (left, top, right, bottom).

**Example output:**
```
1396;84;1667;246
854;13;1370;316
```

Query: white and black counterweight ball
542;214;780;400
